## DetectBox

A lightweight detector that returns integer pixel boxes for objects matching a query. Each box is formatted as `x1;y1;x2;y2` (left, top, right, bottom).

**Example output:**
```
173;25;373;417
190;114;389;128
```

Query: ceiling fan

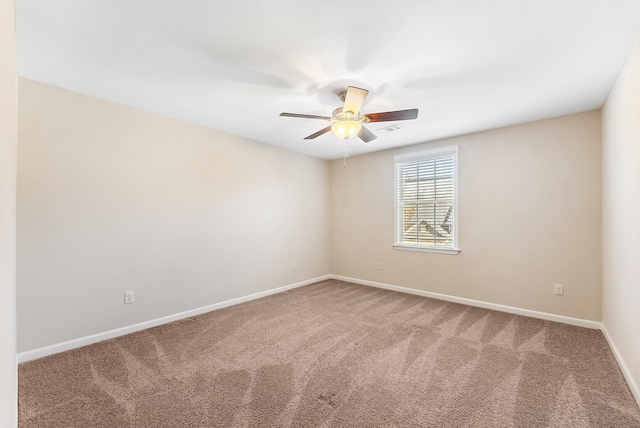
280;86;419;143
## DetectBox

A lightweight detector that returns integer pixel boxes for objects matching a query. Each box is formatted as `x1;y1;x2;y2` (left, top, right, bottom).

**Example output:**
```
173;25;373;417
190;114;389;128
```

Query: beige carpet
19;279;640;427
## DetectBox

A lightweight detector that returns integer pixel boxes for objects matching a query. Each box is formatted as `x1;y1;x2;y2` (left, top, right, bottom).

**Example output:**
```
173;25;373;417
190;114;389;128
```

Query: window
394;146;459;254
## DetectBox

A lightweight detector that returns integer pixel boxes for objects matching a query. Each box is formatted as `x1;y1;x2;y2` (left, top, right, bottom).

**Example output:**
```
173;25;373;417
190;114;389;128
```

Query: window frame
393;146;460;254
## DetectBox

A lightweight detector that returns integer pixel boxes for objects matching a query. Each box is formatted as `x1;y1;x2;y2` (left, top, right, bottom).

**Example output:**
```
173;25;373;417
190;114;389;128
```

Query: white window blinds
395;147;458;251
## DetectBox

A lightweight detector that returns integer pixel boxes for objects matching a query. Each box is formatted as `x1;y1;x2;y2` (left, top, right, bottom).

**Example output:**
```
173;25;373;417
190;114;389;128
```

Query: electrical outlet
292;262;297;271
124;291;135;304
553;284;564;296
378;262;384;270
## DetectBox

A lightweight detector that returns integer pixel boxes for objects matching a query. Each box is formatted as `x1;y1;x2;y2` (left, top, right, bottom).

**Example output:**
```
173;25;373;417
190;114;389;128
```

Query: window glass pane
396;149;456;249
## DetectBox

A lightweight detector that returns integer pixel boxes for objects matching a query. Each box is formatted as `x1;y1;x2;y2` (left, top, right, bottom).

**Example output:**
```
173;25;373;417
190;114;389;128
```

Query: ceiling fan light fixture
331;121;361;140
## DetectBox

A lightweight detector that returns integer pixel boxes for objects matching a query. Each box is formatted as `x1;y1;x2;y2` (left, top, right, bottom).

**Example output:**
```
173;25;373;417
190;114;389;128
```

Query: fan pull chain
343;140;349;168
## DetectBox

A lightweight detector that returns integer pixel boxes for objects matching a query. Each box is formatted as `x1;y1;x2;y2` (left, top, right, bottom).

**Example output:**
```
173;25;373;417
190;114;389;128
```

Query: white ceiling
16;0;640;160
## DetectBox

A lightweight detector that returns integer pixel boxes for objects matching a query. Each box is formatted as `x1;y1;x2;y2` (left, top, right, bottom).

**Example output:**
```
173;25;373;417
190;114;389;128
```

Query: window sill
393;244;460;255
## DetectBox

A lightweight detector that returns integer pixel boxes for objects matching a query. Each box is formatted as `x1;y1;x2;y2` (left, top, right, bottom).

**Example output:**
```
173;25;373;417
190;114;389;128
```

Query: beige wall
0;0;18;425
602;35;640;400
0;0;18;427
331;111;602;321
17;79;330;352
15;78;605;354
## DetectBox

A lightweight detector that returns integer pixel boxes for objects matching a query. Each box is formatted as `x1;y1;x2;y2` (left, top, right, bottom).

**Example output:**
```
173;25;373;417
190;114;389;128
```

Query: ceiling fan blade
280;112;332;120
364;108;419;122
304;126;333;140
357;126;377;143
342;86;369;116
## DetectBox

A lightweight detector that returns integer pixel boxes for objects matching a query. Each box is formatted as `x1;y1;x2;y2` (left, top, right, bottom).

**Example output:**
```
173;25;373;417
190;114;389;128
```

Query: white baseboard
601;324;640;407
329;275;602;329
17;275;331;363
